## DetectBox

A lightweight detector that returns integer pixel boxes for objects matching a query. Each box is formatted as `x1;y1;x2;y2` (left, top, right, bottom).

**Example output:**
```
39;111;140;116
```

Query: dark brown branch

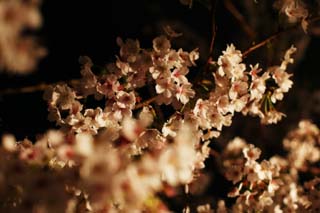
242;16;320;57
207;0;218;60
224;0;256;39
134;96;157;110
0;79;80;95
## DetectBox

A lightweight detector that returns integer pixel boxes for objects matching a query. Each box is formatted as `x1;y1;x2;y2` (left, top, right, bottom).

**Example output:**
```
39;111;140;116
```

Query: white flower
96;74;120;98
243;144;261;161
217;44;246;81
75;133;93;157
176;82;195;104
121;117;144;142
116;91;136;109
272;67;293;93
229;80;248;100
155;77;175;98
250;71;269;101
2;134;16;152
153;35;171;54
171;66;189;84
117;37;140;63
160;124;198;185
261;110;285;124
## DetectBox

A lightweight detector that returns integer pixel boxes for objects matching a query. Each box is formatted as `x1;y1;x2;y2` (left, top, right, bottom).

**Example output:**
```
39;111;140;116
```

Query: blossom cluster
274;0;309;31
1;0;320;212
3;119;319;212
0;31;302;212
218;120;320;212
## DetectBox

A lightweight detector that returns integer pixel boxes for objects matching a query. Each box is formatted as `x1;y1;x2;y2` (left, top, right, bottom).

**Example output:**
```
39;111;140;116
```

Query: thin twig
207;0;218;61
201;0;218;80
0;79;80;95
242;33;280;57
224;0;256;39
134;96;157;110
242;16;320;57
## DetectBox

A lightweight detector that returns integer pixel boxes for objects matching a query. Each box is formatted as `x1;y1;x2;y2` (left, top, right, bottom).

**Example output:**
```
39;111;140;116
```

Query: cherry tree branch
242;16;320;57
224;0;256;39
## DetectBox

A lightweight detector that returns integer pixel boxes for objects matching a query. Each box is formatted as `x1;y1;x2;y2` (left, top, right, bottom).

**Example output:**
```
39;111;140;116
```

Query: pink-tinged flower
275;0;308;25
217;44;245;81
116;91;136;109
258;191;274;207
121;117;144;142
217;56;232;77
56;144;75;163
132;50;152;72
257;160;275;181
229;80;248;100
116;37;140;63
243;144;261;161
188;48;200;66
193;99;211;129
241;190;257;206
223;44;242;64
127;70;147;88
176;82;195;104
159;124;198;186
46;130;64;148
171;66;189;84
80;149;120;182
138;106;154;127
155;77;175;98
261;110;285;124
213;72;230;90
79;107;107;133
249;64;262;80
207;108;232;131
272;68;293;93
268;179;282;194
281;45;297;70
196;204;213;213
110;103;133;121
225;164;244;184
162;113;183;137
216;200;227;213
2;134;16;152
153;35;171;54
225;137;247;155
270;88;284;103
116;57;133;75
136;129;166;151
177;48;199;67
231;95;249;112
245;161;261;183
250;71;269;101
79;56;97;96
149;62;170;79
75;133;94;157
216;95;232;115
96;74;120;98
166;49;181;68
44;84;77;110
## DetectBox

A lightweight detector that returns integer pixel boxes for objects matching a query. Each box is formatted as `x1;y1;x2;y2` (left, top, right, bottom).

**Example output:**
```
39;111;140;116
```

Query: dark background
0;0;319;210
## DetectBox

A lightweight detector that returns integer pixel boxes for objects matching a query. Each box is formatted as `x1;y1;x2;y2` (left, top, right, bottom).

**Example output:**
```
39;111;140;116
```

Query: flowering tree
0;0;320;212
